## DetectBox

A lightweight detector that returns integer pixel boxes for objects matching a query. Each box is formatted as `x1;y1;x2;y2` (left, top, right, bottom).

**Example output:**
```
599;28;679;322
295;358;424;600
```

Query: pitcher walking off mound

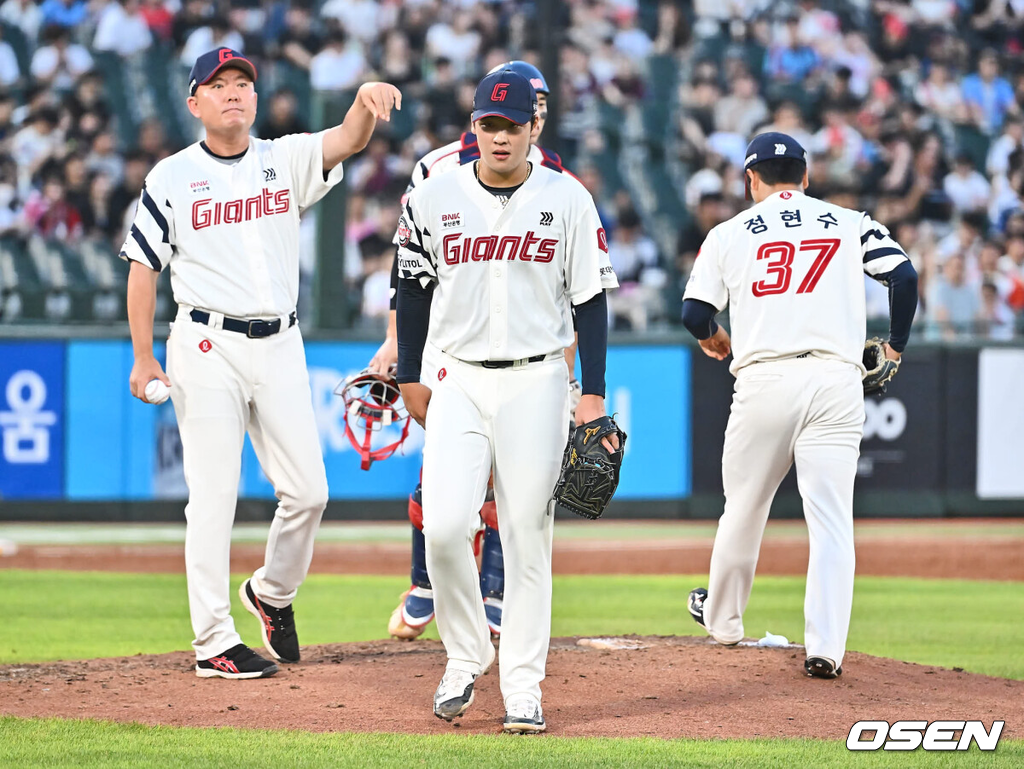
123;46;400;678
682;132;918;679
395;70;618;732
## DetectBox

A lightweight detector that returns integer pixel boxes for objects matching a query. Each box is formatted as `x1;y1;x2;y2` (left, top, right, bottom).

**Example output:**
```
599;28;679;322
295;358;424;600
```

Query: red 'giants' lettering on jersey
442;231;557;265
191;188;291;230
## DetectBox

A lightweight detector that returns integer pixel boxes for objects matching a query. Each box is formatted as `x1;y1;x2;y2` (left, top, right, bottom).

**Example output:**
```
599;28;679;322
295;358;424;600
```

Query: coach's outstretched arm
322;82;402;171
126;261;171;402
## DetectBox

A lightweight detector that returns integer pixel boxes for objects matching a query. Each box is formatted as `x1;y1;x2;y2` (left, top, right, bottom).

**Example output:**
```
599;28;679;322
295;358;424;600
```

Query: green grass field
2;563;1022;765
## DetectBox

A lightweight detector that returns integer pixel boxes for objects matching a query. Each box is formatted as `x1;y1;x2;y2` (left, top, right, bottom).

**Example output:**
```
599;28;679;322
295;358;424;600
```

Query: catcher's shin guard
388;487;434;640
479;525;504;637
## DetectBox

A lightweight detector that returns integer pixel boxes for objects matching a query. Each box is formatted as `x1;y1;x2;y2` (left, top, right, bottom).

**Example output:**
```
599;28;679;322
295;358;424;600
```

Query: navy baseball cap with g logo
743;131;807;171
472;70;537;126
188;48;257;96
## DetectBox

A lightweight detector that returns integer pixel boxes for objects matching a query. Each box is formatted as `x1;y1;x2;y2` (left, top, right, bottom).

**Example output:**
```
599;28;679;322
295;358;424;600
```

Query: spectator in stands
62;151;88;223
0;153;18;234
108;148;146;232
424;58;464;139
962;49;1018;135
171;0;212;50
944;152;992;215
425;11;480;78
713;69;768;138
359;238;394;321
30;25;93;91
927;253;981;339
85;129;124;187
85;171;116;241
321;0;382;46
611;6;653;63
379;31;417;91
978;280;1015;339
259;89;309;141
0;0;43;45
10;107;61;192
810;105;866;189
915;61;968;125
93;0;153;58
23;167;83;241
937;209;987;266
274;1;322;74
39;0;86;29
764;14;820;85
987;115;1024;178
139;0;173;41
606;206;664;331
136;117;170;162
310;28;366;92
179;15;243;66
676;190;727;279
0;91;15;143
347;135;401;196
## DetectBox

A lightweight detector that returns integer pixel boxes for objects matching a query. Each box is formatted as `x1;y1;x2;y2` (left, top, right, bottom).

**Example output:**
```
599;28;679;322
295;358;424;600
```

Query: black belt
189;309;297;339
476;354;548;369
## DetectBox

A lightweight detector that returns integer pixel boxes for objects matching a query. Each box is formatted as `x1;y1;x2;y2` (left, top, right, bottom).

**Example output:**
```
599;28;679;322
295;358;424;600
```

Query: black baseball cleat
240;579;300;663
805;656;843;679
196;643;279;679
688;587;707;627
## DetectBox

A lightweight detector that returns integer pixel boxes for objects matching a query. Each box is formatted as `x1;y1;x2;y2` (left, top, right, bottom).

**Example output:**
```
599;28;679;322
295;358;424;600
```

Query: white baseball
145;379;171;405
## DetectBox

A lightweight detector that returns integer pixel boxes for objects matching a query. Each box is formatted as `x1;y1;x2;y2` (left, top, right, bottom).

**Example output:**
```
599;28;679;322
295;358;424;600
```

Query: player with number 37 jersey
682;132;918;680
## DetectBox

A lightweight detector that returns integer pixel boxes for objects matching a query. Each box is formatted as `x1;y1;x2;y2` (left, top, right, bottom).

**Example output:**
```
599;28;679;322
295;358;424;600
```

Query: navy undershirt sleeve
389;248;399;311
681;298;720;340
874;260;918;353
396;278;434;384
573;291;608;397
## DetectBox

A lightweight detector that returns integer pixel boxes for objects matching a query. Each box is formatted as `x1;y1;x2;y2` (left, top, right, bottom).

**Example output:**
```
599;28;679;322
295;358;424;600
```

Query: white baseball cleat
503;694;546;733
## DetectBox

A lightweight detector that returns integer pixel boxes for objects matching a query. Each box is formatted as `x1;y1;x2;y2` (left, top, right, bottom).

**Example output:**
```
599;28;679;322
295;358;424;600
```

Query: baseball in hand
144;379;171;405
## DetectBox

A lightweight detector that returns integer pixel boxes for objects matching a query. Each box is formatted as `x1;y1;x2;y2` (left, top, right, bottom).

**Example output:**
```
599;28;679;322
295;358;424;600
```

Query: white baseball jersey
119;131;344;318
397;162;618;362
684;189;909;375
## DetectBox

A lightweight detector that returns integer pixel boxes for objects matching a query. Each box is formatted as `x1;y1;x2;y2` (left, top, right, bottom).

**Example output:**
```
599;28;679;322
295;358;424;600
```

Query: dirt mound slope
2;636;1019;739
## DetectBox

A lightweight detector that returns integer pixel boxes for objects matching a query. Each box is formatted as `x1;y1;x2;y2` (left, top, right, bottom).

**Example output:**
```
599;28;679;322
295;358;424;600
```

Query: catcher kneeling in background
680;131;918;680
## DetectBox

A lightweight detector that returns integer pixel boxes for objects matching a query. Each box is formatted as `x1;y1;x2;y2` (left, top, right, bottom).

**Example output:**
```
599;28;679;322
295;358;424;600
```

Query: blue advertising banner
61;340;691;502
0;342;65;499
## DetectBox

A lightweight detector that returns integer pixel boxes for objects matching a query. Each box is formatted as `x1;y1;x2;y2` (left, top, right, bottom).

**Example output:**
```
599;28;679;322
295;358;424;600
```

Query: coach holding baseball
122;47;400;679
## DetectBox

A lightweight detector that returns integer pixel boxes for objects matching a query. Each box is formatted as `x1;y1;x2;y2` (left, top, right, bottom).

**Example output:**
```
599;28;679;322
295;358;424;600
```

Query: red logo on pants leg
438;368;446;381
199;340;212;353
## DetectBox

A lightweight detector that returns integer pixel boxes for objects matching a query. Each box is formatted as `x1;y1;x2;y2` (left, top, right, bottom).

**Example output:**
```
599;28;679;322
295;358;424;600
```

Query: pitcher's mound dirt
1;636;1019;739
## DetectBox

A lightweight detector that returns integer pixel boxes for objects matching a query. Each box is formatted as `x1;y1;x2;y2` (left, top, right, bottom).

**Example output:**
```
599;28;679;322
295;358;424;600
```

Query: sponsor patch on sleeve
597;227;608;253
397;216;412;248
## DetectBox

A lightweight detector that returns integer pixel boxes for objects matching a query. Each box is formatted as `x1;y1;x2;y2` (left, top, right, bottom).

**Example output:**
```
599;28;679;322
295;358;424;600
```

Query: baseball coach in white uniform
395;70;618;732
122;47;401;679
682;132;918;679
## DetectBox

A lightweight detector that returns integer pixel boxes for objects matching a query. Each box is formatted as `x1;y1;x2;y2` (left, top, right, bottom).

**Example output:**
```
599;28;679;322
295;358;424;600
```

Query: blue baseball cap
486;60;549;94
743;132;807;171
472;70;537;126
188;48;257;96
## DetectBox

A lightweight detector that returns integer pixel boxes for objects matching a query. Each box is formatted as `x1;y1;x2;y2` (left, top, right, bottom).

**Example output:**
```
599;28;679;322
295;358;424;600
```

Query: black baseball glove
551;416;627;520
862;337;900;395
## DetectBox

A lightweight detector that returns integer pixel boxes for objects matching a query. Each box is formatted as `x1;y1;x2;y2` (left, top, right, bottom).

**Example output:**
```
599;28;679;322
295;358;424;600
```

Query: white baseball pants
167;308;328;660
420;347;568;705
704;357;864;668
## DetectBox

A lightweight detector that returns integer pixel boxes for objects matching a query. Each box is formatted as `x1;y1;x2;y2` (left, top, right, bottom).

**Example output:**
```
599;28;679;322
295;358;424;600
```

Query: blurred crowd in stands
0;0;1023;340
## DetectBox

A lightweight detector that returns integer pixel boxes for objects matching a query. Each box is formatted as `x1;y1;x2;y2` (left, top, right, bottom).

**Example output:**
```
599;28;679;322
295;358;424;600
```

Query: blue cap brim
471;108;533;126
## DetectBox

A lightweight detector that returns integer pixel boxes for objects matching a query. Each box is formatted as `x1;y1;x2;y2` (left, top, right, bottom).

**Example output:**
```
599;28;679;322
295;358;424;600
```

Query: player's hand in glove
862;337;901;395
574;394;619;453
552;409;627;520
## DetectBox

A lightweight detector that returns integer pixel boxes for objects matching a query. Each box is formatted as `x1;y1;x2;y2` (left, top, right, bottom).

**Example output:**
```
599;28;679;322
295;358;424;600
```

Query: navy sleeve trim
681;298;720;340
573;290;608;397
130;225;161;271
141;185;169;242
875;261;918;353
863;246;906;263
396;278;434;383
861;228;887;245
